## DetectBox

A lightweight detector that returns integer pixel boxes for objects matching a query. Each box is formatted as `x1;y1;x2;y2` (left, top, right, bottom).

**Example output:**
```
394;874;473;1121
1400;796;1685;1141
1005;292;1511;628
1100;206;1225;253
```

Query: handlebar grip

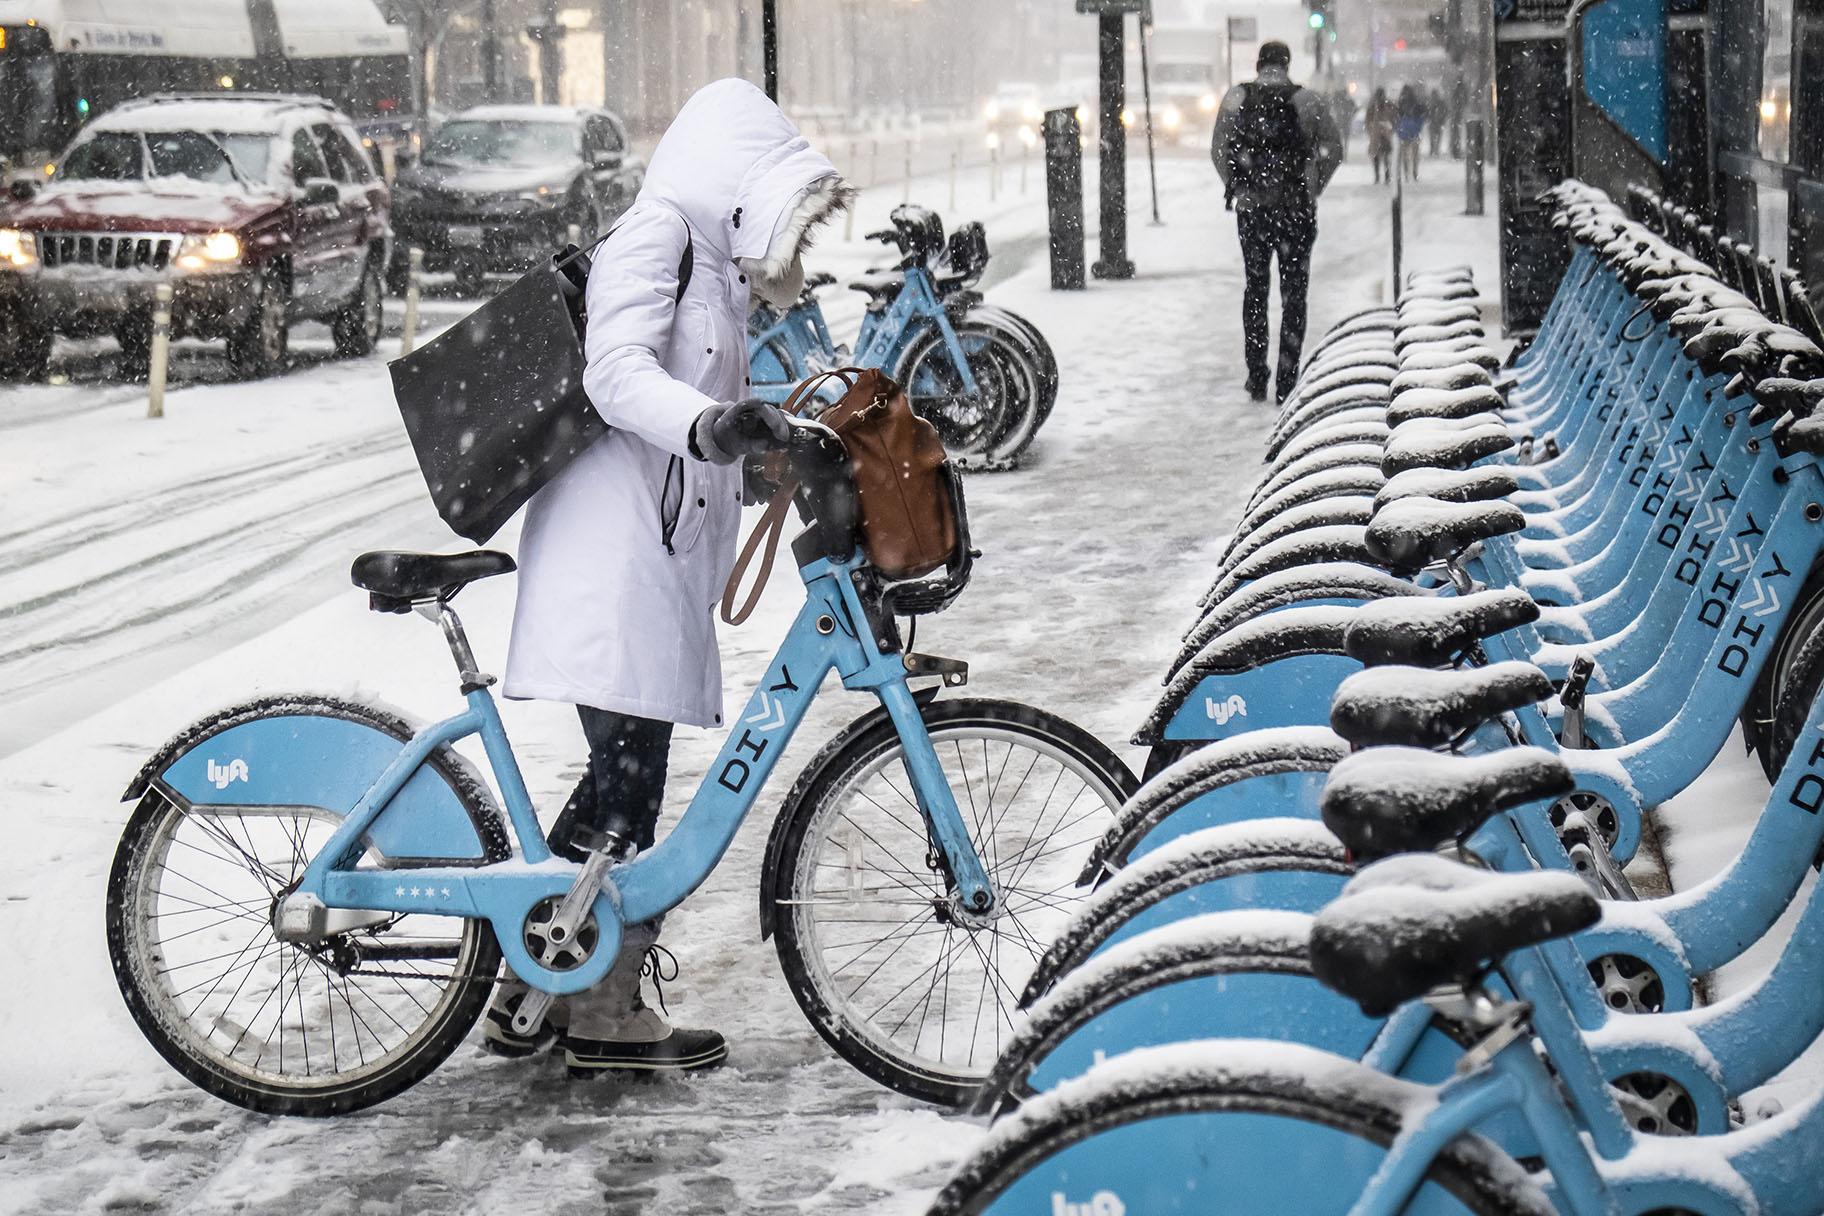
864;230;900;244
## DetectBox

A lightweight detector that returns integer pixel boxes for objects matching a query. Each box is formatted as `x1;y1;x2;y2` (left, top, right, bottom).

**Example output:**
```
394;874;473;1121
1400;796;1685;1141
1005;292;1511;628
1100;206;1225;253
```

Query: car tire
226;268;289;380
0;298;52;380
332;259;384;358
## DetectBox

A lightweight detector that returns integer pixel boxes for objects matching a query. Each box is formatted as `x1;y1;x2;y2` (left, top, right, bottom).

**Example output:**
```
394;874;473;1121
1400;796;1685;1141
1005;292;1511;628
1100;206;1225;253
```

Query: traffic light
1308;10;1325;28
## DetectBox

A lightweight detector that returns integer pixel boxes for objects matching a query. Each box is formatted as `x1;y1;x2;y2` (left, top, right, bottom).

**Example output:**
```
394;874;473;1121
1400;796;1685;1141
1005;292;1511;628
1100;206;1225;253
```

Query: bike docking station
923;179;1824;1215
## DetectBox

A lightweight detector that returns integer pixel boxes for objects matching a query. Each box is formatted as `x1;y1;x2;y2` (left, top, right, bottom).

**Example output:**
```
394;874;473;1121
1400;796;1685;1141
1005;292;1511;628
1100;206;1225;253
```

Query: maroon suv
0;93;390;380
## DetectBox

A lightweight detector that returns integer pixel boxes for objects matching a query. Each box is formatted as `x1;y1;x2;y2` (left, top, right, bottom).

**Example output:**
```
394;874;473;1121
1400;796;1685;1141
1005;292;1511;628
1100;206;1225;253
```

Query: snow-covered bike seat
1319;745;1573;861
351;549;518;611
1389;362;1495;395
1374;465;1521;510
1364;495;1528;574
1341;586;1539;668
1381;419;1515;474
1310;855;1600;1016
1327;660;1553;749
1386;384;1508;427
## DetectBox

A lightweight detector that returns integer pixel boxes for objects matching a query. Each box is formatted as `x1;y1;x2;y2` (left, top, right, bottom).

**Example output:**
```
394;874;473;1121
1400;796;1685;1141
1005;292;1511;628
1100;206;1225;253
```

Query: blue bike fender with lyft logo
151;710;491;865
1162;656;1361;742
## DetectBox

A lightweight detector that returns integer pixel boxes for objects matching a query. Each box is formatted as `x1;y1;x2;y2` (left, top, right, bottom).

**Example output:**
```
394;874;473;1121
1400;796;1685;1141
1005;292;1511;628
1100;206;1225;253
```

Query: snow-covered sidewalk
1;154;1496;1213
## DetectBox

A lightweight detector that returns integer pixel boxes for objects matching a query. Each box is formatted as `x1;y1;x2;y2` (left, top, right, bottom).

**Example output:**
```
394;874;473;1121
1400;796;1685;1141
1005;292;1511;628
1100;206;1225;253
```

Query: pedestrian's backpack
1225;82;1310;207
387;219;693;544
721;367;962;625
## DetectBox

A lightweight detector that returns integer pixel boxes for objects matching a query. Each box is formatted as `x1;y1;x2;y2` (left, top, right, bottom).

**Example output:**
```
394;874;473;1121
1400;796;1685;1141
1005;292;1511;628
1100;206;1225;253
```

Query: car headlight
1199;92;1219;113
1021;101;1043;122
984;100;1002;121
0;228;37;268
516;184;559;203
1120;107;1134;128
1162;104;1183;130
174;231;241;271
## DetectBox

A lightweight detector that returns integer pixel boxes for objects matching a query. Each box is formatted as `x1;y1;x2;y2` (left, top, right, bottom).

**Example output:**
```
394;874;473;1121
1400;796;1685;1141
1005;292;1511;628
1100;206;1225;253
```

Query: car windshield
58;130;243;185
423;120;578;166
1153;62;1211;85
217;133;273;183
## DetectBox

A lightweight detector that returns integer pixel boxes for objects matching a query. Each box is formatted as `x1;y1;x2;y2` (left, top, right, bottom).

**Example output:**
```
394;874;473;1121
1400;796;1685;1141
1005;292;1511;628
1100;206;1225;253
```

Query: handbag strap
718;368;866;626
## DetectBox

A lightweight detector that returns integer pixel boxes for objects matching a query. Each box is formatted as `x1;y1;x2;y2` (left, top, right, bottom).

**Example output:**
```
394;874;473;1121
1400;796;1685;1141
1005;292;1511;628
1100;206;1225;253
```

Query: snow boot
482;972;567;1058
560;921;729;1078
1246;372;1269;402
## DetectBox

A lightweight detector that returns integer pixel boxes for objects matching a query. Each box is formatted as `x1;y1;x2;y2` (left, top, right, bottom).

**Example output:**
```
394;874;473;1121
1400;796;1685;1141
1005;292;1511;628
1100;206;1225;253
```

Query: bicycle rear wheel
896;322;1035;461
768;698;1137;1106
106;700;506;1116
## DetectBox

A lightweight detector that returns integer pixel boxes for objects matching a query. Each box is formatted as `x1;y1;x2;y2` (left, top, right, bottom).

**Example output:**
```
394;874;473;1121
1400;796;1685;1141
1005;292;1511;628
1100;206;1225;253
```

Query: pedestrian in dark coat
1212;40;1343;403
1366;87;1395;185
1395;84;1426;181
1427;86;1447;156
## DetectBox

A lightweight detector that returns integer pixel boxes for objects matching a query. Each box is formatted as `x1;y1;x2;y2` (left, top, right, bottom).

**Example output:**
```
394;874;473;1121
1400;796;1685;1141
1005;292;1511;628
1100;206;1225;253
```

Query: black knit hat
1258;40;1292;68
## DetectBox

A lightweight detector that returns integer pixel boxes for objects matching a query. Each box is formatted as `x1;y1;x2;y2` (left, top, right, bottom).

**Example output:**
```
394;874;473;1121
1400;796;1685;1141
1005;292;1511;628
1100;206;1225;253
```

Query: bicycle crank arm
511;988;558;1037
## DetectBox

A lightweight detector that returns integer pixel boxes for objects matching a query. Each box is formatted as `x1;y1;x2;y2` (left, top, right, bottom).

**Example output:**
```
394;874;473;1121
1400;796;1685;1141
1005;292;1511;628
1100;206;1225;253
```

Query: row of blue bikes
926;180;1824;1214
747;203;1059;469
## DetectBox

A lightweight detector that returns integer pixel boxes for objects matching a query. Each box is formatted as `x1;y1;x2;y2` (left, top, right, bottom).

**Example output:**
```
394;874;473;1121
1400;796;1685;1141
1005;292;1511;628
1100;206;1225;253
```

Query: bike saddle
1394;343;1503;374
351;550;517;612
804;271;836;290
1328;660;1553;749
1373;466;1521;511
1342;586;1540;667
1320;745;1573;861
1381;419;1515;475
1395;318;1485;349
847;270;904;297
1310;854;1600;1016
1773;410;1824;456
1745;376;1824;425
1364;495;1527;575
1389;363;1494;396
1385;384;1507;427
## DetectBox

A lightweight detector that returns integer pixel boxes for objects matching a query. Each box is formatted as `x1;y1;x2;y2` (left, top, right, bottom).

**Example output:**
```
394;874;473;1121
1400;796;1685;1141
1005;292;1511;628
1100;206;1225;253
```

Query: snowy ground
2;149;1520;1213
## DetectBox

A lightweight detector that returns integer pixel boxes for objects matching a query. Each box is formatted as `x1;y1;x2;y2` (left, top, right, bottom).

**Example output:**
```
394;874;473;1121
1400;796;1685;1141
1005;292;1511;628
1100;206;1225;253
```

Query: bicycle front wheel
769;698;1137;1106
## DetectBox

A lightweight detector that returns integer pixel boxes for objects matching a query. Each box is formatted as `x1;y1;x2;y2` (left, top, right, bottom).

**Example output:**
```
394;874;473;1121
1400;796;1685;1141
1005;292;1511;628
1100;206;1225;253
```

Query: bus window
291;127;329;184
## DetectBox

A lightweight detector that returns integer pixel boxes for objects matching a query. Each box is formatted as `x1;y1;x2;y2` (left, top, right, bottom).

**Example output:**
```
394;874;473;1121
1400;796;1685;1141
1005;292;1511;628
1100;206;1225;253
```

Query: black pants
1238;206;1317;396
547;706;674;861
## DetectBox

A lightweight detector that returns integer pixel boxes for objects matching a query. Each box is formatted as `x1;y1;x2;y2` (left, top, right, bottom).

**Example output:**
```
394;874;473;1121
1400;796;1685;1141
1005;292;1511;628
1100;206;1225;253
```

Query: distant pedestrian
1366;87;1395;185
1427;87;1447;157
1395;85;1425;181
1212;40;1344;403
1330;88;1358;160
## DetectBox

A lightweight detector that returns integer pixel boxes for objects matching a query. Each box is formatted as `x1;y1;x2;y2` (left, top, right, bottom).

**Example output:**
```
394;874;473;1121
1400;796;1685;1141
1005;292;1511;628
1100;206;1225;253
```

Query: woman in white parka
489;79;852;1076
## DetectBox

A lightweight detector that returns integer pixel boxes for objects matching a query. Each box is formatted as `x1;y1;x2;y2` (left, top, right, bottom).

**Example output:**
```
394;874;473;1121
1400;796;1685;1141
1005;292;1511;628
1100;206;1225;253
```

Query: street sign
1228;16;1258;40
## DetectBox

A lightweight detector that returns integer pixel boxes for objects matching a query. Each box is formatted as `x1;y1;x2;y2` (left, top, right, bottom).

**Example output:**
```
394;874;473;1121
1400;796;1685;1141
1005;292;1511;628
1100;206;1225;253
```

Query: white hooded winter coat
504;79;843;728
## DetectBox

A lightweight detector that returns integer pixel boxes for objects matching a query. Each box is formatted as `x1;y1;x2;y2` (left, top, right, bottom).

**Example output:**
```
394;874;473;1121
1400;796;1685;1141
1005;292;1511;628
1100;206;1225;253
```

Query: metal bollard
146;282;172;419
869;137;880;187
1391;176;1405;296
399;246;424;357
989;145;999;203
948;146;958;212
567;222;582;249
1022;140;1031;194
903;141;913;204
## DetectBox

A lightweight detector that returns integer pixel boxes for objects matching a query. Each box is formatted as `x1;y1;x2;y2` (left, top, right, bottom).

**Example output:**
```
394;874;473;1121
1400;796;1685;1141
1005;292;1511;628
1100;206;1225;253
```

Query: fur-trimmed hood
638;78;851;266
740;175;856;307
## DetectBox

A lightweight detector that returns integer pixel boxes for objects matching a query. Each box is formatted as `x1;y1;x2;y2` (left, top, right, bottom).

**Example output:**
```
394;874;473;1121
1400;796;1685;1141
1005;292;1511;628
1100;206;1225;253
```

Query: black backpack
1224;82;1311;206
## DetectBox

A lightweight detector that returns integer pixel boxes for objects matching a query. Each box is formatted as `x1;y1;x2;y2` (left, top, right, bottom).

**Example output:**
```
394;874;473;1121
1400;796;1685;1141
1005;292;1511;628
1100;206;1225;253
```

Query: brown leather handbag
721;368;958;625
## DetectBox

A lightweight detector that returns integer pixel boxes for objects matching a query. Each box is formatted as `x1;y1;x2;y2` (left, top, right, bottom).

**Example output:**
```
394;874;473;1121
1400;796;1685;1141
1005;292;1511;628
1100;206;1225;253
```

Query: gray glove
691;398;790;464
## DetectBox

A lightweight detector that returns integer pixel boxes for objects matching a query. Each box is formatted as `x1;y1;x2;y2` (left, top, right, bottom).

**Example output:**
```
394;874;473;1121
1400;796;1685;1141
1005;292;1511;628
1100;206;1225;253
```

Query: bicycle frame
278;548;993;997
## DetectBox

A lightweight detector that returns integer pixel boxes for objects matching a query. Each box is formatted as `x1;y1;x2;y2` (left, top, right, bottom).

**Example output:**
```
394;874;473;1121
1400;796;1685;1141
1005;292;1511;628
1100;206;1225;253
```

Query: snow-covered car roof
87;95;343;136
450;105;599;126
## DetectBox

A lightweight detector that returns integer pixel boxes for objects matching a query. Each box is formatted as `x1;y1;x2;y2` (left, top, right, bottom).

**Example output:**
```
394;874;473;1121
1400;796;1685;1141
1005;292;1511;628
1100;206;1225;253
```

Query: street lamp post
763;0;779;101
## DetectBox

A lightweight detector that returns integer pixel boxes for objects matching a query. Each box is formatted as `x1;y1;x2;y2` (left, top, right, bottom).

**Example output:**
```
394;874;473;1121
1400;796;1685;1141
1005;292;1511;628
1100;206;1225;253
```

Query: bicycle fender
757;685;942;940
126;695;501;866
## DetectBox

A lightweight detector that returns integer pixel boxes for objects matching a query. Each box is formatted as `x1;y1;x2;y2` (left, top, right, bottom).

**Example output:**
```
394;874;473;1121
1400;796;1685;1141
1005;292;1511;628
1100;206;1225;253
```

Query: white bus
0;0;410;179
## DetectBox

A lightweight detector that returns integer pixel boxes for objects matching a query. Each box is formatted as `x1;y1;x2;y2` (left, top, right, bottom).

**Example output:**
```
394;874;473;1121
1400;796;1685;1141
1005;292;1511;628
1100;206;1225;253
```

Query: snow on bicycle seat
1389;363;1495;396
1746;376;1824;424
1374;466;1521;511
1341;586;1540;668
1310;854;1600;1016
1386;384;1507;427
1365;495;1527;574
351;550;517;610
1395;319;1485;349
1381;419;1515;475
804;271;837;290
1395;343;1503;374
1773;411;1824;456
1321;745;1572;861
847;270;905;295
1395;302;1480;329
1328;659;1552;749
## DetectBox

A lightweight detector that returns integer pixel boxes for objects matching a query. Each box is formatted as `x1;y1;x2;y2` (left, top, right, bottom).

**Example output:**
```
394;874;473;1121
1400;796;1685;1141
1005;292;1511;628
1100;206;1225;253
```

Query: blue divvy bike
747;205;1058;469
104;419;1135;1115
